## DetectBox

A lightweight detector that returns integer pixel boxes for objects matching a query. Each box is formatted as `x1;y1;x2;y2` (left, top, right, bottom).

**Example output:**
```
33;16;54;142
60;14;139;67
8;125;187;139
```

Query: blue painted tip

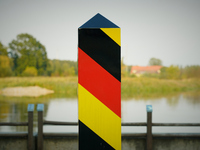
146;105;153;112
37;104;44;112
27;104;34;112
79;13;119;28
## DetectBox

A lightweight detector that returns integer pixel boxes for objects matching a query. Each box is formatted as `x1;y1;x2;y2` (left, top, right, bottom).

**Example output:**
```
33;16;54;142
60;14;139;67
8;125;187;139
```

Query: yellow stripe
100;28;121;46
78;84;121;150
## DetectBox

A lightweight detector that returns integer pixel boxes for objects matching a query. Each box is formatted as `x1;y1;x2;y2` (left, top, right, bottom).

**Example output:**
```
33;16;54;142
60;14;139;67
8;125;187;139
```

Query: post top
79;13;119;29
27;104;34;112
146;105;153;112
37;104;44;112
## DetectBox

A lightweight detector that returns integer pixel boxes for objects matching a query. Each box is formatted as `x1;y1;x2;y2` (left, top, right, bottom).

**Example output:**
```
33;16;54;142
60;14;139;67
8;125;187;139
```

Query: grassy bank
0;77;78;98
0;77;200;99
122;77;200;99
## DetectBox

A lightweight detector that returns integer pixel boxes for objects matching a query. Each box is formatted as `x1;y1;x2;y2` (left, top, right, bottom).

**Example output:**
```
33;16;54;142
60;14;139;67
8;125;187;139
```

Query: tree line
121;57;200;79
159;65;200;79
0;33;200;79
148;58;200;79
0;33;77;77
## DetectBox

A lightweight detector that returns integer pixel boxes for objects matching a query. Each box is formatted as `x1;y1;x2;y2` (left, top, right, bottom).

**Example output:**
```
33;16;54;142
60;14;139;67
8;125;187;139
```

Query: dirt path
1;86;54;97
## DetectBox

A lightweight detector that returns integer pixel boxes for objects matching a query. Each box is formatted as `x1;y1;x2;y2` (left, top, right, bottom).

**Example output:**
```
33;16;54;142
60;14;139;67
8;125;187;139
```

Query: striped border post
78;13;121;150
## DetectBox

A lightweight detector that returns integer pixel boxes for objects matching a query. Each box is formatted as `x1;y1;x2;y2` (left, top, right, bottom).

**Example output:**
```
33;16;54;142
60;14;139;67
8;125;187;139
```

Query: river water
0;92;200;133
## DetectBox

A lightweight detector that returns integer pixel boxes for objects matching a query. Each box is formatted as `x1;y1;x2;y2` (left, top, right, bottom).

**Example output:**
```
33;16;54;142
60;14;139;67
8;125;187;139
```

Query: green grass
0;76;200;99
121;77;200;99
0;76;78;98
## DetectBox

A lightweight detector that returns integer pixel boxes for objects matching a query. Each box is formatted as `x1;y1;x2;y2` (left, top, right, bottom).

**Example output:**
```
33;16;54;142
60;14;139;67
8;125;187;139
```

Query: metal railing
0;104;200;150
38;104;200;150
0;104;34;150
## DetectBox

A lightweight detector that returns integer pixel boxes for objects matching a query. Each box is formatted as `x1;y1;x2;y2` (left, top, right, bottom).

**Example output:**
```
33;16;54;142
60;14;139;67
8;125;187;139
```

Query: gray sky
0;0;200;67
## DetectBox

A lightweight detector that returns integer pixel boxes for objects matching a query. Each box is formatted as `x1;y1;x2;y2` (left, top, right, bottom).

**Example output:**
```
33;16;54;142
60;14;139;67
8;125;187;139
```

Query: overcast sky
0;0;199;67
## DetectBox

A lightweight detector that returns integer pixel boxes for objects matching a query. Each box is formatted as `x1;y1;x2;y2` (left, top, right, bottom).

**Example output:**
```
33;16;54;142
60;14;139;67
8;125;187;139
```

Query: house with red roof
130;66;162;77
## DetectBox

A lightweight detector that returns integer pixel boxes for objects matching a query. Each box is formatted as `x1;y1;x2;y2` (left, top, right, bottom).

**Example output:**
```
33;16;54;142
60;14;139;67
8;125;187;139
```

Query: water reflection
0;92;200;133
44;99;78;133
122;93;200;133
0;102;29;132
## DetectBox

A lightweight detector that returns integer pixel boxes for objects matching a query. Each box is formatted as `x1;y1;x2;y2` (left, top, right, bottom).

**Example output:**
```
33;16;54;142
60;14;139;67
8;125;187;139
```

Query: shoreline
1;86;54;97
0;77;200;98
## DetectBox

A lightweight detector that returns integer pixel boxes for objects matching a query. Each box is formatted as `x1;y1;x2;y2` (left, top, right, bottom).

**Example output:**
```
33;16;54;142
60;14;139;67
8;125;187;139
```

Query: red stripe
78;48;121;118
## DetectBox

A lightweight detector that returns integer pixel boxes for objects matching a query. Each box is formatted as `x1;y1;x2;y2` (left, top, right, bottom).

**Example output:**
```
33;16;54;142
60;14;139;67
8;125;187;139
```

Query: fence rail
152;123;200;126
43;121;78;126
0;104;34;150
0;122;28;126
0;132;28;137
0;104;200;150
43;122;200;127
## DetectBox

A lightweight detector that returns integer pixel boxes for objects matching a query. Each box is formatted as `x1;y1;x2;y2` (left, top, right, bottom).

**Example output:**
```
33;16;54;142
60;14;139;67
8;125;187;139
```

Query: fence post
146;105;153;150
27;104;34;150
37;104;44;150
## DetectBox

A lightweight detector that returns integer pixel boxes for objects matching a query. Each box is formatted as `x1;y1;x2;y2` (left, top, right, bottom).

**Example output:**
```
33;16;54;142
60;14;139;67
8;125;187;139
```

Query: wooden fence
0;104;34;150
0;104;200;150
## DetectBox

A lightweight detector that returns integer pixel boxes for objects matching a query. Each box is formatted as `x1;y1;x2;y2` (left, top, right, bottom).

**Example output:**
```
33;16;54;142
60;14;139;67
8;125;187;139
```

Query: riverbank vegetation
1;33;200;99
0;77;200;99
121;77;200;99
0;77;78;98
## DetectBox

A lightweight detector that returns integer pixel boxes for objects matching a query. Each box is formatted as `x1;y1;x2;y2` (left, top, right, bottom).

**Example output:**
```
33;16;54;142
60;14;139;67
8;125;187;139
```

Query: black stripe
78;29;121;82
79;120;115;150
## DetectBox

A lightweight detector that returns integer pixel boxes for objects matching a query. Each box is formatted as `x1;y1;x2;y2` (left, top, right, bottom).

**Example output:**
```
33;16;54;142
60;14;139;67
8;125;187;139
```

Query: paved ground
1;86;54;97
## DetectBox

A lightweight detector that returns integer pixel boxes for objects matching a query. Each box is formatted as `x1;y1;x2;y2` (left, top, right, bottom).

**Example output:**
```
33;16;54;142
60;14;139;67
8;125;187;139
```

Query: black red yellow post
78;13;121;150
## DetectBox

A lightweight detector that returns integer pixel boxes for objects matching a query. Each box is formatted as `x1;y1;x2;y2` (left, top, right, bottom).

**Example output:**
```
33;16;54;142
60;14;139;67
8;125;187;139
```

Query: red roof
131;66;162;74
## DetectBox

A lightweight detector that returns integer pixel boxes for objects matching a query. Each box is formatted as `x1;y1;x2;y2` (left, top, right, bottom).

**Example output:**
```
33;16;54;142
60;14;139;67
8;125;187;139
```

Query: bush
21;66;38;76
166;65;180;79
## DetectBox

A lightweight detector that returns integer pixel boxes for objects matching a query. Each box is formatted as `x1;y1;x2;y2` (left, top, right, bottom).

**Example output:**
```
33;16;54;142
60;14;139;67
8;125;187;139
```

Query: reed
0;76;78;98
0;77;200;99
121;77;200;98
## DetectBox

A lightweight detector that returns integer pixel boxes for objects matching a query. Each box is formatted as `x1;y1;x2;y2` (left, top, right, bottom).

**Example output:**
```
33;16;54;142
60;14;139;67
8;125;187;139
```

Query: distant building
130;66;162;77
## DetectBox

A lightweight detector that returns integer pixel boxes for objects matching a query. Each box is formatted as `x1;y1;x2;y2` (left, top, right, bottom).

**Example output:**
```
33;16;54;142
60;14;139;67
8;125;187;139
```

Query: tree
62;62;75;76
9;33;48;76
0;55;12;77
182;65;200;79
159;67;167;79
149;58;162;66
0;42;12;77
166;65;180;79
47;59;77;76
121;57;126;77
0;42;8;56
